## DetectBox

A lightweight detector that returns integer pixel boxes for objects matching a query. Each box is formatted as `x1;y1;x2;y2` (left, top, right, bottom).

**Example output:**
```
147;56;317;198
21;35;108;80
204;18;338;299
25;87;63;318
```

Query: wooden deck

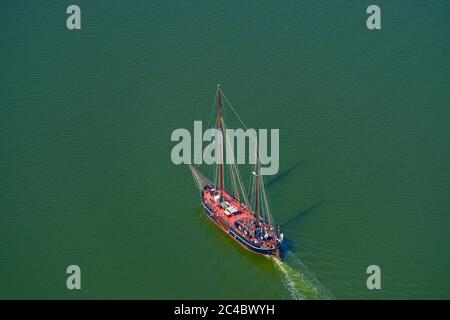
202;185;278;249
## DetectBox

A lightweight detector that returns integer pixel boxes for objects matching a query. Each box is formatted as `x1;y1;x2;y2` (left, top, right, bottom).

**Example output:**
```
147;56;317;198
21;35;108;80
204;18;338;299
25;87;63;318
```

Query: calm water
1;1;450;299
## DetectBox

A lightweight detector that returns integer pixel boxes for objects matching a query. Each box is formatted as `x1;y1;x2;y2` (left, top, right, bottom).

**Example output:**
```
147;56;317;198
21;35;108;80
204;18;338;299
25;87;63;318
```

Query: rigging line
220;117;245;205
247;171;254;200
261;175;274;226
222;90;271;219
221;91;249;130
223;119;237;197
205;92;216;133
221;90;260;168
193;93;217;168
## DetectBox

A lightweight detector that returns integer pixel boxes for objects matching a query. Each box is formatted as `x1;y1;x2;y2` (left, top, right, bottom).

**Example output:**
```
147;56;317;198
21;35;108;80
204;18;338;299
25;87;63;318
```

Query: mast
217;84;224;200
255;149;260;219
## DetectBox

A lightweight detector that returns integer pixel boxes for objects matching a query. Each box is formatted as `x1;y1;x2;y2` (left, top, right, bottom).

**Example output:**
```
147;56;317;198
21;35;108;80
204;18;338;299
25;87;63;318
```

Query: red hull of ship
201;185;281;259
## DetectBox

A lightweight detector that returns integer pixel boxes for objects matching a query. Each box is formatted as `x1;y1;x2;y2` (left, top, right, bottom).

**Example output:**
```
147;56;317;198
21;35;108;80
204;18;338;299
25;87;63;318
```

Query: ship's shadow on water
279;199;324;256
266;160;304;191
282;199;325;228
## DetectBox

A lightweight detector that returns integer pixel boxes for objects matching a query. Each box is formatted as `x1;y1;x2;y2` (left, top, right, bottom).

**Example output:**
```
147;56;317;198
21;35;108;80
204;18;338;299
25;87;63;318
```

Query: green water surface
1;1;449;299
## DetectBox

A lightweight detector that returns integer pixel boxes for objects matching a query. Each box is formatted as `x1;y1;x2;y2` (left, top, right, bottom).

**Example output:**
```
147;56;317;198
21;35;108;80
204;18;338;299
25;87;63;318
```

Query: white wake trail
271;251;334;300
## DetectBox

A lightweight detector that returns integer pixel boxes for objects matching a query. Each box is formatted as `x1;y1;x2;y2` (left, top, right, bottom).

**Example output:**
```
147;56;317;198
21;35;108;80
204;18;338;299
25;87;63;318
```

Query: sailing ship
189;85;284;259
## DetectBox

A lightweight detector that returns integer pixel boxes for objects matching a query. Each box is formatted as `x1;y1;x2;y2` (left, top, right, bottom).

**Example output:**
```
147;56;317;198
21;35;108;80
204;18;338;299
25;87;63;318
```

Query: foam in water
271;251;334;300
